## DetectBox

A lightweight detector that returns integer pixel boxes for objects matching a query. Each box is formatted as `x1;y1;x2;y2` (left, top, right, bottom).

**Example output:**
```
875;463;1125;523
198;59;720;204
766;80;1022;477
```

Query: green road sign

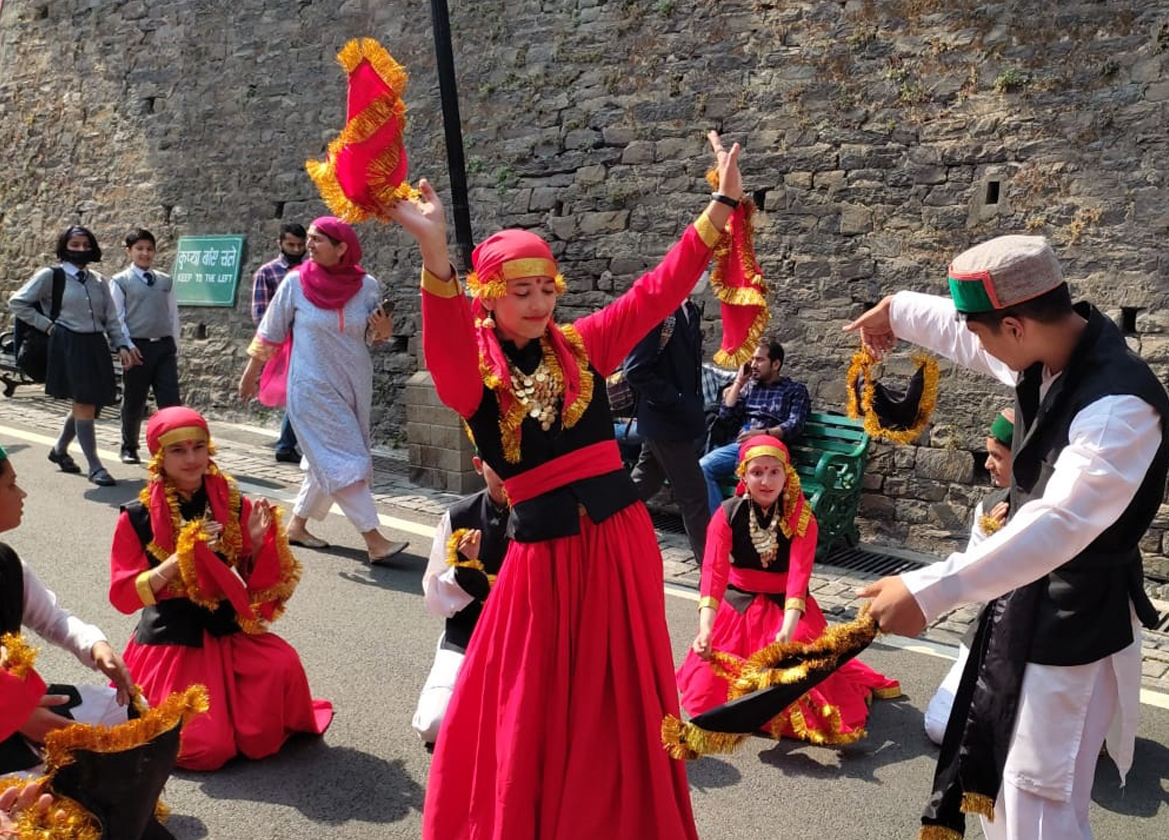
173;235;245;307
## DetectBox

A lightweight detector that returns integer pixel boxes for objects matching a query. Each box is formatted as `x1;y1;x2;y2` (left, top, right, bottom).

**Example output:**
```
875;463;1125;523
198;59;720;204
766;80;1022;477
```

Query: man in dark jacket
625;296;709;567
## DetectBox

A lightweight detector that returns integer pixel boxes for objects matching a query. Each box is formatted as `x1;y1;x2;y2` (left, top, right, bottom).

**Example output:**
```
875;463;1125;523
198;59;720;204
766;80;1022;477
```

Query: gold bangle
135;570;157;607
784;596;806;613
421;265;460;298
698;596;720;612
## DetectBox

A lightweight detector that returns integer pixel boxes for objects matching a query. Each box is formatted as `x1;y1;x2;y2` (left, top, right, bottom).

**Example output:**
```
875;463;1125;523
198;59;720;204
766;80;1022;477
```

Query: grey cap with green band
947;235;1064;314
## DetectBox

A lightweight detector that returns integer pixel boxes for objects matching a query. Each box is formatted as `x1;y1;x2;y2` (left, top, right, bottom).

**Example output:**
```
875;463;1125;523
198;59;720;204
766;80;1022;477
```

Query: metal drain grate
649;508;686;534
821;545;931;577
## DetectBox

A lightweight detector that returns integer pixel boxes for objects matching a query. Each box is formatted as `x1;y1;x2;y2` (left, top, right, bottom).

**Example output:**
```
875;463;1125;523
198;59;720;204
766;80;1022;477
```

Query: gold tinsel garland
663;611;900;757
0;777;102;840
845;347;940;445
918;828;963;840
138;458;298;633
0;632;36;679
468;271;568;301
444;529;497;596
978;514;1004;536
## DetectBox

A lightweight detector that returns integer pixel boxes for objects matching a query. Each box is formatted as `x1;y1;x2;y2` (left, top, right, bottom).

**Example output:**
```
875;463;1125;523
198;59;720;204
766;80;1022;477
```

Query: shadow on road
189;737;423;825
755;695;934;782
82;478;146;508
1092;736;1169;818
686;756;743;792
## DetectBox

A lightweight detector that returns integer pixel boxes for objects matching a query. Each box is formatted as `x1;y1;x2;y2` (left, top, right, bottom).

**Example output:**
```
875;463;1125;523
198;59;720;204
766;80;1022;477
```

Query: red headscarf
734;434;811;538
468;230;587;457
143;407;232;556
297;216;367;310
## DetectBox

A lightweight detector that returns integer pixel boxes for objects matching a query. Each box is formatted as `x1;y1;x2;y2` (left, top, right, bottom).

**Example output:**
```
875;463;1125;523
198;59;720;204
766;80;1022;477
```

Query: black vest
443;490;509;653
0;543;23;635
123;499;241;647
467;338;638;543
720;496;793;612
1010;303;1169;665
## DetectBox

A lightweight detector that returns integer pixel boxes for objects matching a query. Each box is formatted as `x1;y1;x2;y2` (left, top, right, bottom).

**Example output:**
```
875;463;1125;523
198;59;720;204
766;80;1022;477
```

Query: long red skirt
422;503;698;840
676;594;899;743
122;630;334;771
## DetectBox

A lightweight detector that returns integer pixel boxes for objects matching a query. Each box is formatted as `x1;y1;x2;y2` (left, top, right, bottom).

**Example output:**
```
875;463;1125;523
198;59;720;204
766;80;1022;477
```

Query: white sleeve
256;273;297;345
20;561;106;669
888;291;1018;387
965;501;987;552
903;395;1162;622
421;511;475;618
110;277;132;344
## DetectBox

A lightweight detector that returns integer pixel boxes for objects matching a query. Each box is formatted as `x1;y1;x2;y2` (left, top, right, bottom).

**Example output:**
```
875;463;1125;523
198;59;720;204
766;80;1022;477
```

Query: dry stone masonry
2;0;1168;582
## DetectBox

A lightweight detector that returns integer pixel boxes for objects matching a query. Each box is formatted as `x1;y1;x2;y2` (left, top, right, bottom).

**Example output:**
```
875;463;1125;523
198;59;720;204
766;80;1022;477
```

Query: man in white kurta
849;235;1162;840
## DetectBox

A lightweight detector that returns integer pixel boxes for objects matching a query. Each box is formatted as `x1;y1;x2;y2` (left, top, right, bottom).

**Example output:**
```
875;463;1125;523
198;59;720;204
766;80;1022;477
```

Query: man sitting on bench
699;336;810;513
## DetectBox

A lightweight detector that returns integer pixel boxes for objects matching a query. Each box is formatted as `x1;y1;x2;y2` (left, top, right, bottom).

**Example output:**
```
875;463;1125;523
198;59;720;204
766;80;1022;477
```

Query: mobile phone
379;298;395;315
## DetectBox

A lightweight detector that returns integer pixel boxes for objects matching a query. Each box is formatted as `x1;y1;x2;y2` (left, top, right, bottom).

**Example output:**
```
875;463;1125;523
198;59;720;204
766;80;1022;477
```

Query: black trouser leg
629;442;665;502
121;348;152;454
151;339;181;408
648;437;711;568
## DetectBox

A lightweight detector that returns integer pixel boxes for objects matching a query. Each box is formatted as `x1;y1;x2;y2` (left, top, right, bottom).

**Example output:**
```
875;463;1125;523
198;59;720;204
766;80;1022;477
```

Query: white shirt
889;291;1155;795
20;560;106;670
421;511;475;619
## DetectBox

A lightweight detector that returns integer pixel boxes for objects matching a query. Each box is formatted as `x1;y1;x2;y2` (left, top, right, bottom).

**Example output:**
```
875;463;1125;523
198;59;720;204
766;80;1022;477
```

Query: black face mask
64;249;99;267
281;249;305;265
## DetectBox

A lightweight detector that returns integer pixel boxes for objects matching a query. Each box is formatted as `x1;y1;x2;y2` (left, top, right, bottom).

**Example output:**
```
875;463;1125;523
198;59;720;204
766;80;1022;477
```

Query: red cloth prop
306;38;419;222
706;172;770;368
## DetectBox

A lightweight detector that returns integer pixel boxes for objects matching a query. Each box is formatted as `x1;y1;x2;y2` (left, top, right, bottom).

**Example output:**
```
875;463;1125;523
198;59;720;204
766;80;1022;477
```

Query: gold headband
468;258;567;300
735;444;788;477
156;426;210;450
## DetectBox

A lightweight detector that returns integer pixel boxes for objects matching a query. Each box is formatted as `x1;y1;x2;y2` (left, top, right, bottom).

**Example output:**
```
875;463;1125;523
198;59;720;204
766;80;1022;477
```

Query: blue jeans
699;442;741;514
276;412;298;454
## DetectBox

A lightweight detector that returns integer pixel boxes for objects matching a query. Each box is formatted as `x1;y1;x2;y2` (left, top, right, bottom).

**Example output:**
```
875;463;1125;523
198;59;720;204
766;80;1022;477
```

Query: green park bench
720;411;872;560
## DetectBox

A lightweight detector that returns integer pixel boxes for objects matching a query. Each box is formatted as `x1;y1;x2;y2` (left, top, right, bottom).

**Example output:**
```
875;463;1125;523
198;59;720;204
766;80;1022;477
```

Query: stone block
859;493;896;518
621;141;655;165
602;126;635;146
578;210;629;235
1145;81;1169;102
839;203;872;235
576;164;606;186
915;448;974;483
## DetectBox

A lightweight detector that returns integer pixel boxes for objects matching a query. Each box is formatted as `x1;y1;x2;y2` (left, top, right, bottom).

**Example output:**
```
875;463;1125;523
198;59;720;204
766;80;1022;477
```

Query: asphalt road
4;422;1167;840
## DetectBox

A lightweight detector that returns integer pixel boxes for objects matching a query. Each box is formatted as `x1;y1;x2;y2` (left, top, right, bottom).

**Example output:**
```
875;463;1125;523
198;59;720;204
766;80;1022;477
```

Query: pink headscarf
298;216;367;310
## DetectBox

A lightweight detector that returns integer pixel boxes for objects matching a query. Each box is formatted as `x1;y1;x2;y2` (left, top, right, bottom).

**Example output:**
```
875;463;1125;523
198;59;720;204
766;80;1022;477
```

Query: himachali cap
989;408;1014;448
145;406;210;456
947;235;1064;315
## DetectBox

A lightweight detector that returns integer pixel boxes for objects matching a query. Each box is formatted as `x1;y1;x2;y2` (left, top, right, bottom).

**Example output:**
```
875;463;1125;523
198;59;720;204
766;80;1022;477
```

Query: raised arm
846;292;1017;386
574;132;742;376
388;179;483;418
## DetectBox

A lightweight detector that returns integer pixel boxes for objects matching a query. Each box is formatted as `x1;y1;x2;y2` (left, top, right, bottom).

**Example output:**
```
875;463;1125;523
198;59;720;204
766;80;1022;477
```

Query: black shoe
274;449;300;463
120;449;141;465
47;448;81;474
88;467;117;487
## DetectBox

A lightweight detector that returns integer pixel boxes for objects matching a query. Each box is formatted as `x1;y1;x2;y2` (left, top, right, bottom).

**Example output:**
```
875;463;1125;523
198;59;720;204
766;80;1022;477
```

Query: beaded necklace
748;500;781;567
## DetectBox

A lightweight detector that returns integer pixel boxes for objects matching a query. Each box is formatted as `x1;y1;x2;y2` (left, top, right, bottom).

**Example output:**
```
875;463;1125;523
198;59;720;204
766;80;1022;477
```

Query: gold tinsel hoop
845;347;939;445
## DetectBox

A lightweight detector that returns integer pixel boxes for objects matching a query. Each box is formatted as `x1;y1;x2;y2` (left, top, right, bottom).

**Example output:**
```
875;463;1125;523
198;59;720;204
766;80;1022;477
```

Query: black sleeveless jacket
1010;303;1168;665
466;339;638;543
443;490;509;653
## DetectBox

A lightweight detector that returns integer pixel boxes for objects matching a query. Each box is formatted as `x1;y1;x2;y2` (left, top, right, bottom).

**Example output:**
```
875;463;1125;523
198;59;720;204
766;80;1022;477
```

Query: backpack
14;268;66;383
606;314;676;416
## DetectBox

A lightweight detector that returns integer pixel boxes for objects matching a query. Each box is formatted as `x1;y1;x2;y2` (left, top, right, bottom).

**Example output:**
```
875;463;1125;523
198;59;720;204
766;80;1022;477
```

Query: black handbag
14;267;65;383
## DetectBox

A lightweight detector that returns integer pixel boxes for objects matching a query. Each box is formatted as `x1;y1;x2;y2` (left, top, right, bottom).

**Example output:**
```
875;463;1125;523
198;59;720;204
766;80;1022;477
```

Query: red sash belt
503;440;624;506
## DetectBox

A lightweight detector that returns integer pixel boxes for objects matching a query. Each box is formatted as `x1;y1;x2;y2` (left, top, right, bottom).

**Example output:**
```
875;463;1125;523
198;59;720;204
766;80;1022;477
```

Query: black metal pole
429;0;474;273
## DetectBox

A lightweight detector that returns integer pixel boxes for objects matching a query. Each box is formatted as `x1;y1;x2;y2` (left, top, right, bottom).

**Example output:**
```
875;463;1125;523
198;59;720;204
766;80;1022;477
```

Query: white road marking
5;421;1168;709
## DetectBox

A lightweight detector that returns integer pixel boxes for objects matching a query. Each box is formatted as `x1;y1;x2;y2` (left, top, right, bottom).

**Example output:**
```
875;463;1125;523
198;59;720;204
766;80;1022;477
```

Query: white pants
411;636;465;744
293;469;380;533
981;659;1118;840
924;643;970;746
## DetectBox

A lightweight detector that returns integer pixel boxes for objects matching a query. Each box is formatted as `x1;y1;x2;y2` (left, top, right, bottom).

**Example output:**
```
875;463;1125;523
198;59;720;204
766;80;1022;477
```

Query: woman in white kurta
239;217;407;564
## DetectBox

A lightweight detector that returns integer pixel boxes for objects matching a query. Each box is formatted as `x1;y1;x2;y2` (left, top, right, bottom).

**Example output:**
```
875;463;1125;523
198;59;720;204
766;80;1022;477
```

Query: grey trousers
630;436;710;567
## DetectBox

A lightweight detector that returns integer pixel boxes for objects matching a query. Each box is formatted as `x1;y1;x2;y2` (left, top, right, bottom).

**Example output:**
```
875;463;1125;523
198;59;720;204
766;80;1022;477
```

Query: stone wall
2;0;1169;571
